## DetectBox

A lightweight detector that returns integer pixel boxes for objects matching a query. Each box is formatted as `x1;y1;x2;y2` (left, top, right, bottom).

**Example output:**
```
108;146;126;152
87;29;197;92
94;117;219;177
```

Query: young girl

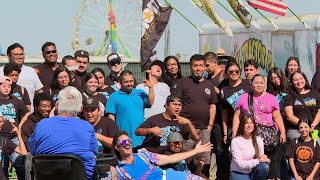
91;68;115;100
82;73;107;116
287;119;320;180
230;113;270;180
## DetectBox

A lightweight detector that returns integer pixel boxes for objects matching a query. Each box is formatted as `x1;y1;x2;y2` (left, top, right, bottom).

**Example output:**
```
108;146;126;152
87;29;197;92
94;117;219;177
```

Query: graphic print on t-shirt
0;103;16;121
96;127;104;151
296;145;313;163
99;91;110;100
173;160;190;173
275;93;287;111
294;98;317;107
12;92;22;101
227;89;245;109
160;126;180;146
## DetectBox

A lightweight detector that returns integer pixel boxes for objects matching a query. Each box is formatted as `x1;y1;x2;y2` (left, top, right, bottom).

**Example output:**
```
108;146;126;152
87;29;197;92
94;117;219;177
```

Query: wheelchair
30;153;117;180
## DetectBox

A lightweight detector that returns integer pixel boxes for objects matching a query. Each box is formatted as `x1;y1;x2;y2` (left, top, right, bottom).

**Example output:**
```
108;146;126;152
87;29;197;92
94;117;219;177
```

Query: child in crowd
287;119;320;180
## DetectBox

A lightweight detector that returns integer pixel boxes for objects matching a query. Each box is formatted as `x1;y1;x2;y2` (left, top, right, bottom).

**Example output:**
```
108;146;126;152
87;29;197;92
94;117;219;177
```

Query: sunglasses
170;141;183;147
228;70;240;74
218;59;228;65
118;138;132;147
110;61;121;66
45;50;57;55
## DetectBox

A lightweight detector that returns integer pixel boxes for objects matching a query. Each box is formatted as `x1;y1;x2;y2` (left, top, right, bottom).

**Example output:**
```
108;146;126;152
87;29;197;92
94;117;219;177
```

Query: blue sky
0;0;319;61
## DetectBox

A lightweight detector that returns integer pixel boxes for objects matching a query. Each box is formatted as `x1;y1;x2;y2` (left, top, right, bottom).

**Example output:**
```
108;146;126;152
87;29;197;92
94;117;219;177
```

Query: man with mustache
74;50;90;89
173;54;218;178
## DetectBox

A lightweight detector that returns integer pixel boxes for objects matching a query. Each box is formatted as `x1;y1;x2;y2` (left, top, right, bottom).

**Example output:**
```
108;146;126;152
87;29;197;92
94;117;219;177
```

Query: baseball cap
107;53;121;63
167;132;184;143
215;48;236;64
166;94;181;104
83;98;99;109
74;50;89;59
0;76;12;85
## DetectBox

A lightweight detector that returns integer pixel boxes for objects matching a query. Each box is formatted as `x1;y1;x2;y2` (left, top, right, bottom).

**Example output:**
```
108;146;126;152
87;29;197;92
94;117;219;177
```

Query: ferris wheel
71;0;142;59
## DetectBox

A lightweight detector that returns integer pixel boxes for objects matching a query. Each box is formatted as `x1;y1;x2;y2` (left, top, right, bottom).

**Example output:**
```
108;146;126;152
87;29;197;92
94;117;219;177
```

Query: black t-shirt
138;113;191;154
98;86;115;100
164;76;182;94
173;76;218;129
286;138;320;179
94;117;119;154
284;90;320;129
207;71;227;88
219;79;252;125
11;84;31;105
0;97;29;137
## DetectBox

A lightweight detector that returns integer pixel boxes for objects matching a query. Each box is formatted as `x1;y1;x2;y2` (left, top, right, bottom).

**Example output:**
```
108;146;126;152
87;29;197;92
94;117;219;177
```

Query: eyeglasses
218;59;228;65
10;53;24;57
110;61;121;66
228;70;240;74
58;75;69;80
118;138;132;147
45;50;57;55
170;141;183;147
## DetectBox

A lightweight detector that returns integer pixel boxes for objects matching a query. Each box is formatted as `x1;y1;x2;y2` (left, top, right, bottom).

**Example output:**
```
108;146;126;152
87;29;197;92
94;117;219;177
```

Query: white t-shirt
136;82;170;119
0;65;43;111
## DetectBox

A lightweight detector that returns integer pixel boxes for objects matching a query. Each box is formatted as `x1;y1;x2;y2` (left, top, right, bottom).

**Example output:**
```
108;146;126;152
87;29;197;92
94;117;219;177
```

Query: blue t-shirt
28;116;98;179
106;88;148;147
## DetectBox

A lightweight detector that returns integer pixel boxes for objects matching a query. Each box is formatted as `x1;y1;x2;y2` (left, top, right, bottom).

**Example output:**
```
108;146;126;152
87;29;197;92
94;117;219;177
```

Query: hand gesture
194;140;213;154
143;78;153;88
295;175;303;180
175;115;190;125
306;175;314;180
151;126;164;137
10;123;19;135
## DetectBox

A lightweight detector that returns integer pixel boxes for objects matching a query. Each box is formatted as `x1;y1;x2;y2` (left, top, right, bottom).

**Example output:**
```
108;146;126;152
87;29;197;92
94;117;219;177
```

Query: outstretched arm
157;141;212;166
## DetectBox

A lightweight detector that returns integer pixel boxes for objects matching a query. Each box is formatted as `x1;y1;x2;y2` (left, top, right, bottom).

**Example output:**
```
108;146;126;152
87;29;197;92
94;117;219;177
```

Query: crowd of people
0;42;320;180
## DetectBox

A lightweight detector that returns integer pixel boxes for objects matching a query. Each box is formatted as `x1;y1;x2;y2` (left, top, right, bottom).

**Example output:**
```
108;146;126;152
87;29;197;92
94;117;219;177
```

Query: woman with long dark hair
285;56;301;79
230;113;270;180
163;56;182;92
233;74;286;179
91;68;115;100
284;71;320;141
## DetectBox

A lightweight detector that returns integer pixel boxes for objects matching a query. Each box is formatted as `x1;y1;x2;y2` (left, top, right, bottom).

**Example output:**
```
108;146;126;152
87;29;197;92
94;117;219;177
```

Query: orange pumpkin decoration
296;146;313;163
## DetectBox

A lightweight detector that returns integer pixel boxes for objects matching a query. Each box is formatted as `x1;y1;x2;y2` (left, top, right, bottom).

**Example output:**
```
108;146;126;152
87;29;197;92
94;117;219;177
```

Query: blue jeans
230;163;269;180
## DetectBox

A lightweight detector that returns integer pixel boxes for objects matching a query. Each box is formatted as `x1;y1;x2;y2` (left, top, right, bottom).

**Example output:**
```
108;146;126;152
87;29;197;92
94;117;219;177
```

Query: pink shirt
235;92;279;126
230;136;264;174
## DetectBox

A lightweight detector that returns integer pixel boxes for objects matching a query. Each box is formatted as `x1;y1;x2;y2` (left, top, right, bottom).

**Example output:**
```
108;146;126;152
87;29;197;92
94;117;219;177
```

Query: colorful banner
140;0;173;71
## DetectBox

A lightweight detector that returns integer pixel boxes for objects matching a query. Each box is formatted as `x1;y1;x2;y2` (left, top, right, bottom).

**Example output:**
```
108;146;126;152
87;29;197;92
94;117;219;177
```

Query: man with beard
34;42;60;89
74;50;90;89
0;43;43;109
173;54;218;178
106;70;154;148
20;93;51;180
136;60;170;119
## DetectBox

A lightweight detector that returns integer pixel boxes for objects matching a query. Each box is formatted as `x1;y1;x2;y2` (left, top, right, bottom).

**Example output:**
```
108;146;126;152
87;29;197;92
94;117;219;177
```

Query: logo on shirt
226;89;245;109
294;98;317;107
98;92;110;99
0;103;17;121
205;88;211;95
296;145;313;163
12;92;22;100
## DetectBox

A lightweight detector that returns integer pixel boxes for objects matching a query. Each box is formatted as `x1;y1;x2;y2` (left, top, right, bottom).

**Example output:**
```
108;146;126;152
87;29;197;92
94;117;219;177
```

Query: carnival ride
71;0;142;59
